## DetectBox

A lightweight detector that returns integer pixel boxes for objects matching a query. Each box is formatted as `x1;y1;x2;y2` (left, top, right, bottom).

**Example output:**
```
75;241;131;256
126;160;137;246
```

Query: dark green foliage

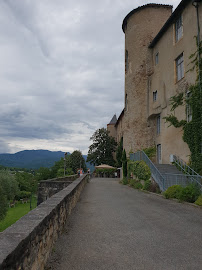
0;186;8;221
142;146;156;159
36;167;52;181
127;160;135;178
15;191;31;200
143;180;152;191
122;177;128;185
133;182;143;190
116;137;123;167
133;161;151;181
15;172;37;193
69;150;87;173
122;149;127;178
95;168;116;177
178;183;201;203
87;128;117;166
164;183;201;203
195;195;202;206
0;171;19;201
164;185;184;199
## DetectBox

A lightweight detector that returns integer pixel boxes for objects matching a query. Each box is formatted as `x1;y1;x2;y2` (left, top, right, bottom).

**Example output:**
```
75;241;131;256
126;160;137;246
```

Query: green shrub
143;146;156;159
143;180;152;191
127;161;135;178
15;191;31;200
164;185;183;199
133;161;151;181
195;195;202;206
122;177;128;185
178;183;201;203
129;178;136;187
133;182;143;190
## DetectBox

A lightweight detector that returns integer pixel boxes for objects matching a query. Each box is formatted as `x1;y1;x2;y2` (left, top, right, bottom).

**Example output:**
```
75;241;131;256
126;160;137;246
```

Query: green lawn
0;196;37;232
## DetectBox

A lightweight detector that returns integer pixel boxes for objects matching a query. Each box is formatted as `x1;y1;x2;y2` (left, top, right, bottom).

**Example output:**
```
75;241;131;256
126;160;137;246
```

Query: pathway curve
45;178;202;270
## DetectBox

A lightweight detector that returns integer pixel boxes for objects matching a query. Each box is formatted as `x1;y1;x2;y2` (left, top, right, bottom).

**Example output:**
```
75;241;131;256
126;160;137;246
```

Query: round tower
122;4;172;154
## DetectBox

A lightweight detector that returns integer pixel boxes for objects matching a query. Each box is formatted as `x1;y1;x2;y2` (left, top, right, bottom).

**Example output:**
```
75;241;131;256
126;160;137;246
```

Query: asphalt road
45;178;202;270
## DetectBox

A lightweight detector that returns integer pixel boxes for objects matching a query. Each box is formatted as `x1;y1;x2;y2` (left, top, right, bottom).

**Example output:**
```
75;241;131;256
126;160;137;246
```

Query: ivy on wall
164;40;202;174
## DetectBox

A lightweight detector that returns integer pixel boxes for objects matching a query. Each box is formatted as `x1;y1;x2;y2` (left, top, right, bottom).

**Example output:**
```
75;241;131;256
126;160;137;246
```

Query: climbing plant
164;39;202;174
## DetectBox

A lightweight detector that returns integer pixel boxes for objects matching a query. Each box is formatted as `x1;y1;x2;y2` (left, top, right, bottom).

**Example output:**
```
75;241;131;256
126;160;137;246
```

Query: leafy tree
116;137;123;167
87;128;117;166
0;170;19;201
69;150;86;173
122;149;127;177
36;167;52;181
0;185;8;221
15;172;37;193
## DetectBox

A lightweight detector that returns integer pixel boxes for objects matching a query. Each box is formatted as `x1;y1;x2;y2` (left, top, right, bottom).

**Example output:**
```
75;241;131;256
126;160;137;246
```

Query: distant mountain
0;150;95;171
0;150;69;169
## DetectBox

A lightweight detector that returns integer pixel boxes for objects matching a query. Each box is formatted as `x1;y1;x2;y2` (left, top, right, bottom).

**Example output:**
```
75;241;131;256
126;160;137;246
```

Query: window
157;115;160;135
155;52;159;65
176;53;184;81
125;50;129;73
175;15;183;42
186;92;192;122
153;91;157;102
157;144;162;163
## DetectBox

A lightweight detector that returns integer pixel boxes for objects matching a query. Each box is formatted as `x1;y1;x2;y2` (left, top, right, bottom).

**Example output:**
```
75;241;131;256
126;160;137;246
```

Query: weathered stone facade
0;174;89;270
37;175;78;205
108;0;201;164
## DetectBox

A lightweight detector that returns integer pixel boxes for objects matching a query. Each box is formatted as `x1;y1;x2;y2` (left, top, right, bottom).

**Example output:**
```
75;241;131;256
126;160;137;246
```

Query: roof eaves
149;0;190;48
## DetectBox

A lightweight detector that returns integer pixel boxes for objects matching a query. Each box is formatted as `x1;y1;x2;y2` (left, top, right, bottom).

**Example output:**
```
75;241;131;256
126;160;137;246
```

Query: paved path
46;178;202;270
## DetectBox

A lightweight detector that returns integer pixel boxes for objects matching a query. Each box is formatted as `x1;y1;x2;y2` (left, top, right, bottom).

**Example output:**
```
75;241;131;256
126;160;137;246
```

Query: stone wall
0;174;89;270
37;175;78;205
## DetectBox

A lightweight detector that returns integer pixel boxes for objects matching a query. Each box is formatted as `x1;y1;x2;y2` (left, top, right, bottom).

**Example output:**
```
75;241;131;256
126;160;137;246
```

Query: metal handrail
130;151;166;191
173;155;201;177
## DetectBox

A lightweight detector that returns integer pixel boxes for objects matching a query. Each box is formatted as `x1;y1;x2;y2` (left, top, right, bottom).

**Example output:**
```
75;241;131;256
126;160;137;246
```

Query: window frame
175;53;184;82
155;52;159;65
175;15;183;42
153;91;157;102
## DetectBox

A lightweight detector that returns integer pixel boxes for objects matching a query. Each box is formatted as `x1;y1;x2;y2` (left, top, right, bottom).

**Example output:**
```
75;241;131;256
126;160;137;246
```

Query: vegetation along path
46;178;202;270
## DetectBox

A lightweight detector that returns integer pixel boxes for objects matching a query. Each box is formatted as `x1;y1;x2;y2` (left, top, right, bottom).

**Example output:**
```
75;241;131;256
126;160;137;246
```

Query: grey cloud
0;0;180;153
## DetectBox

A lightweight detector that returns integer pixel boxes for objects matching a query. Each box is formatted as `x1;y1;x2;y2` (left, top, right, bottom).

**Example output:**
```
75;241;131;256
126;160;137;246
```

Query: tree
0;170;19;220
15;172;37;193
87;128;117;166
116;137;123;167
69;150;86;173
0;170;19;201
0;185;7;221
122;149;127;177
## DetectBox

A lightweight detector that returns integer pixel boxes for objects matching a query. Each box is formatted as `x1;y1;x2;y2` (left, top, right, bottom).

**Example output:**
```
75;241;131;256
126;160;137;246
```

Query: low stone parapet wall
37;174;78;205
0;174;89;270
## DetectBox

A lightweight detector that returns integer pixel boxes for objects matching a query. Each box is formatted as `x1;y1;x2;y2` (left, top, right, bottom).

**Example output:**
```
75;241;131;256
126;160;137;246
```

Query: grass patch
0;196;37;232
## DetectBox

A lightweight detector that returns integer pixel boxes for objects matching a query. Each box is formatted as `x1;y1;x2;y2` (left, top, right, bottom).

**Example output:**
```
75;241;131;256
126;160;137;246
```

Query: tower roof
108;114;117;125
122;3;173;33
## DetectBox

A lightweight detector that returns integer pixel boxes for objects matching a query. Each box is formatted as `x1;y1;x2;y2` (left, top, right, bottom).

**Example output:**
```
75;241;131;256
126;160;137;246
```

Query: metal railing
172;155;202;190
130;151;202;192
130;151;165;191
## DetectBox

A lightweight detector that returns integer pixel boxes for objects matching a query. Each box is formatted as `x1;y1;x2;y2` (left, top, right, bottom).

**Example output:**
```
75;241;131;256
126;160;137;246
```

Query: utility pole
64;152;67;176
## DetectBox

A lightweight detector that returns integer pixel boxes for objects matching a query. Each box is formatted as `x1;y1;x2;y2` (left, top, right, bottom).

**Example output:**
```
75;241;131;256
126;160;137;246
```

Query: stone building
108;0;202;164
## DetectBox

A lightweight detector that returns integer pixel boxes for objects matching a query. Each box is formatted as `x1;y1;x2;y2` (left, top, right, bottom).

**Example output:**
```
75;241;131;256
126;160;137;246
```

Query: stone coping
0;174;88;270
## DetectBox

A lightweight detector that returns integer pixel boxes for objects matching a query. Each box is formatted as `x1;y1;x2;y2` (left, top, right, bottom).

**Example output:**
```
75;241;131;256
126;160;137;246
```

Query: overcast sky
0;0;181;155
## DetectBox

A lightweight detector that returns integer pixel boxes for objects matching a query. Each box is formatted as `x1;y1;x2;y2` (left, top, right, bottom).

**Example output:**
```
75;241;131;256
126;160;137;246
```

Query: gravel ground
45;177;202;270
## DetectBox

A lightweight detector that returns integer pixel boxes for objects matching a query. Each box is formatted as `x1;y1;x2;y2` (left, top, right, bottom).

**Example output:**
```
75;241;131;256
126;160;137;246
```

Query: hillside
0;150;94;171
